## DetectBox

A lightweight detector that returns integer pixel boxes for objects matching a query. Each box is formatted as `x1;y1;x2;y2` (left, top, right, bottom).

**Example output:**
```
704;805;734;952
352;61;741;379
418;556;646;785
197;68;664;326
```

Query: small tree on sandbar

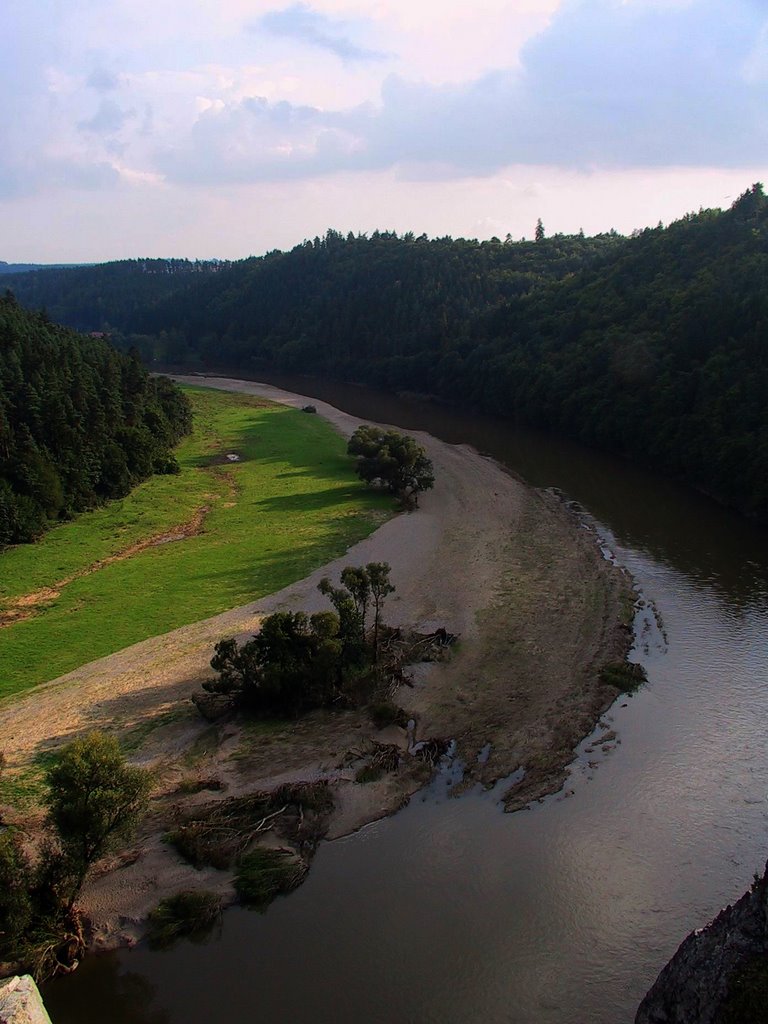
347;426;434;505
322;562;394;663
367;562;395;661
46;732;151;900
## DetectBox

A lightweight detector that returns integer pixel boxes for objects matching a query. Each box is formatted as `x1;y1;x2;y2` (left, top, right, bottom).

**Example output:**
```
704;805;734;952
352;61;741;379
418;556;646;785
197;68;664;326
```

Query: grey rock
636;863;768;1024
0;976;53;1024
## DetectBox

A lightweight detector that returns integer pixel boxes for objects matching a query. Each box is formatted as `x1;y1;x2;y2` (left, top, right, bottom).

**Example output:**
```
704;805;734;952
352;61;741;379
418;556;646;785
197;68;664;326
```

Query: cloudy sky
3;0;768;261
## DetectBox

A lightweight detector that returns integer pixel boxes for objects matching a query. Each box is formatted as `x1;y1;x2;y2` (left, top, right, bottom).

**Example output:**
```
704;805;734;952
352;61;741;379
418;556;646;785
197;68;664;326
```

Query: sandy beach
0;377;634;949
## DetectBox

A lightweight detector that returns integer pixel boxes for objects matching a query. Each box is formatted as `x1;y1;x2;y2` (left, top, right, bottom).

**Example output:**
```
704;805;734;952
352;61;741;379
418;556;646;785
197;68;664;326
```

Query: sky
2;0;768;262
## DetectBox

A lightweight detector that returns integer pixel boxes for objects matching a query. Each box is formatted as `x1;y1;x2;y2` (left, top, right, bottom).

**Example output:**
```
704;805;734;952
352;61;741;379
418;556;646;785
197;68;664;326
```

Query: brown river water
44;377;768;1024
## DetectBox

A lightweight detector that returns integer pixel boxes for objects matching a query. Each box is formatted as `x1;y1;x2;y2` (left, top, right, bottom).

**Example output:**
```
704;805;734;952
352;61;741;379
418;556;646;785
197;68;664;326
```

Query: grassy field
0;387;391;697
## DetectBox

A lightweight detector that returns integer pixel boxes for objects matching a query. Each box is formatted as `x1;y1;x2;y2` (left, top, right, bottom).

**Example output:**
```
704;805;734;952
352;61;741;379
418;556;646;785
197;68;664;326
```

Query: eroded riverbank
0;378;634;952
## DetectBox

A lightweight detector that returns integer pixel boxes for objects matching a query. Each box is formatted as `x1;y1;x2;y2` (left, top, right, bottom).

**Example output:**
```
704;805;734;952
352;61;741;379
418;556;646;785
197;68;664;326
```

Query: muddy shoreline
0;377;635;952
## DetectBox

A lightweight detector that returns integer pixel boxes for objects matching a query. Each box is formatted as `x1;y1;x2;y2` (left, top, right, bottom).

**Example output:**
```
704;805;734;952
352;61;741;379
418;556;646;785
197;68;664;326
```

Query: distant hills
2;258;230;333
0;261;85;275
6;186;768;522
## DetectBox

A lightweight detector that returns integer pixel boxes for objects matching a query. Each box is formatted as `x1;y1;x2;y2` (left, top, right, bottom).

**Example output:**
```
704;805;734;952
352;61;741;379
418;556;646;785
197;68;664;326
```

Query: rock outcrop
636;865;768;1024
0;976;52;1024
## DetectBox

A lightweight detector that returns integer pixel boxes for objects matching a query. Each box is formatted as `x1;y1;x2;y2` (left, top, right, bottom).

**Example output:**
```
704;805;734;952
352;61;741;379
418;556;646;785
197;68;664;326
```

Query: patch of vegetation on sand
599;660;648;693
234;847;307;910
0;387;391;697
146;890;222;949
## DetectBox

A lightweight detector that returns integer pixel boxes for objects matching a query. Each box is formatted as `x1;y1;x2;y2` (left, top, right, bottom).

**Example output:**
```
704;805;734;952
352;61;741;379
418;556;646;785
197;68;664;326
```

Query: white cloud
2;0;768;259
150;0;768;187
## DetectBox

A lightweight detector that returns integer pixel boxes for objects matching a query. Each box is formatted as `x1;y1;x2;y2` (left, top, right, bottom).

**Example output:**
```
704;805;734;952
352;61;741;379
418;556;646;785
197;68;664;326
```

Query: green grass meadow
0;387;390;697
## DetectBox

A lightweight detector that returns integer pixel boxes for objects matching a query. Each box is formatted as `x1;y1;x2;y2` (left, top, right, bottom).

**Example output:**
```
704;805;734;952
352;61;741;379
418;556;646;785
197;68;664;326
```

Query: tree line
0;292;192;545
3;258;228;333
7;186;768;521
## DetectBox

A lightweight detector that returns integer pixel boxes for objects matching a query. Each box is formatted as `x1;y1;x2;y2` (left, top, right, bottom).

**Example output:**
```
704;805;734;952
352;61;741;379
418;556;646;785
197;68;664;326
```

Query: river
44;377;768;1024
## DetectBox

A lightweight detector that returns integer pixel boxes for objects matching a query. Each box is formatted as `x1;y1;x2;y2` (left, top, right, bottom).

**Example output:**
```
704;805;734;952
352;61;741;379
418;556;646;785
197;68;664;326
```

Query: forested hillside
9;185;768;521
468;184;768;519
0;262;78;275
0;293;191;545
3;258;229;333
126;229;622;374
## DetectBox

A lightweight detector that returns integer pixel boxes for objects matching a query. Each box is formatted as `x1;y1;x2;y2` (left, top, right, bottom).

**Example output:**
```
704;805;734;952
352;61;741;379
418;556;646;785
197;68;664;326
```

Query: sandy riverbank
0;377;635;949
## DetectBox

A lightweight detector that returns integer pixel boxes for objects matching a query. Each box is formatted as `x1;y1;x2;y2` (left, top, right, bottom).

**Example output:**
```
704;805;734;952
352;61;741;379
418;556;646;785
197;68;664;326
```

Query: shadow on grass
0;533;364;700
185;403;358;478
253;486;370;514
184;524;375;596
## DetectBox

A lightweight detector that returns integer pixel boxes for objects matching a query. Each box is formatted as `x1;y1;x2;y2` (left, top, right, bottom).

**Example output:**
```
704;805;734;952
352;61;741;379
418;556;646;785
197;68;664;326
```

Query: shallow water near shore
44;378;768;1024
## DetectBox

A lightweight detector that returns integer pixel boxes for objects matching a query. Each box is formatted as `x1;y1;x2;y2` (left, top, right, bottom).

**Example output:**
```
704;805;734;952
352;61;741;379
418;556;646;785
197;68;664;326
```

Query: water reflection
44;954;169;1024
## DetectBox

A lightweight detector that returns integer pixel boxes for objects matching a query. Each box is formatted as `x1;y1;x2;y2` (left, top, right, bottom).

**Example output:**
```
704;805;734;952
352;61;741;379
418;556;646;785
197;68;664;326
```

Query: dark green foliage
599;661;648;692
317;576;366;668
108;229;618;376
45;732;151;894
3;258;228;334
206;610;344;717
205;564;396;717
0;833;85;977
0;831;34;954
367;562;396;661
146;890;222;949
347;426;434;502
0;732;149;978
0;294;192;545
467;184;768;521
234;848;307;910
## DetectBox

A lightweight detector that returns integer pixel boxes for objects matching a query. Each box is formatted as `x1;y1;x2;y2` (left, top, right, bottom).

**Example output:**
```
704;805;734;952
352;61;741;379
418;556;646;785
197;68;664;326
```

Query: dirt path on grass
0;376;635;948
0;504;212;629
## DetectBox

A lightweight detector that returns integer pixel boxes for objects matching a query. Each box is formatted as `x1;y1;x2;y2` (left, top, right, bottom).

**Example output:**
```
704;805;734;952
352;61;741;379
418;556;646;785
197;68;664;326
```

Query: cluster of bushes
200;563;395;718
0;733;150;979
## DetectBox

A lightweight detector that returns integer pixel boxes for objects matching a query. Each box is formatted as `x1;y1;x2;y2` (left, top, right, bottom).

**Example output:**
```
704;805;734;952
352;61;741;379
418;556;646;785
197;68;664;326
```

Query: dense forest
8;185;768;521
4;232;623;368
468;185;768;520
3;258;229;333
0;262;78;275
0;293;191;545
